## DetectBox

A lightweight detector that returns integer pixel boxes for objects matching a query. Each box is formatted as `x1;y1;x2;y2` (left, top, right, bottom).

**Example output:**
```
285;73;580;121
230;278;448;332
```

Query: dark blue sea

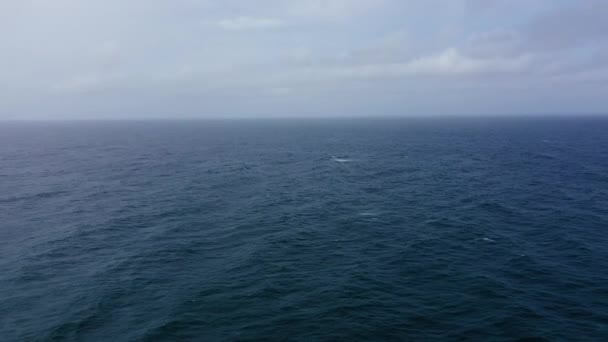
1;118;607;341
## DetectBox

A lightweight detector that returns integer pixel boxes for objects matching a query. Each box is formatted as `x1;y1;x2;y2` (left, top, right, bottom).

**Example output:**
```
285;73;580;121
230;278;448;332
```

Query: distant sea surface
1;118;607;341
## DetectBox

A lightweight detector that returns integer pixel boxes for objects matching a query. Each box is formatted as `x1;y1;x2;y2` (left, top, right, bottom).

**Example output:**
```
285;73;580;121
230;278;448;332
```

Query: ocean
1;117;607;341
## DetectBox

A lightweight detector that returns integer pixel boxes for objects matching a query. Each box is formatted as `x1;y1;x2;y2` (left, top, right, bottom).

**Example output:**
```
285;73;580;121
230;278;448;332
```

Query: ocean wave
331;156;354;163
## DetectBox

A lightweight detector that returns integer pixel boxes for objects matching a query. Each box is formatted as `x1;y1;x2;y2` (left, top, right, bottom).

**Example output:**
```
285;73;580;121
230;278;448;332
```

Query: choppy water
1;118;608;341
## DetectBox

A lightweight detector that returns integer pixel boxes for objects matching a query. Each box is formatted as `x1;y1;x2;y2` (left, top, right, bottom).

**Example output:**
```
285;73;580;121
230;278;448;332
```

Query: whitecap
331;156;353;163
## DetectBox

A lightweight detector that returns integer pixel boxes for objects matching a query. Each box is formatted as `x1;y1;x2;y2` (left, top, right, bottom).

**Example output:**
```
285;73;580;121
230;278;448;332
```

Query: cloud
465;29;522;58
265;87;293;96
2;0;608;118
218;16;285;31
289;48;532;82
285;0;386;19
51;73;120;94
405;48;530;74
525;0;608;50
347;29;412;64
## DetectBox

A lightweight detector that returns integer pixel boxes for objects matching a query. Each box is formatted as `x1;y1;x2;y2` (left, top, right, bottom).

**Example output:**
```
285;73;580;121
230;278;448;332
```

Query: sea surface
1;117;607;341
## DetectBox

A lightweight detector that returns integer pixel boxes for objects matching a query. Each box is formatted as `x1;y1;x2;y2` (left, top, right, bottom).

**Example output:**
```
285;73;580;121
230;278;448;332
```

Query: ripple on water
1;119;608;341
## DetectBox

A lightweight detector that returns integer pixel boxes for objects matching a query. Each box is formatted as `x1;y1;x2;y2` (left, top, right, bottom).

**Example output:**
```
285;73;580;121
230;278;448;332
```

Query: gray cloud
526;1;608;51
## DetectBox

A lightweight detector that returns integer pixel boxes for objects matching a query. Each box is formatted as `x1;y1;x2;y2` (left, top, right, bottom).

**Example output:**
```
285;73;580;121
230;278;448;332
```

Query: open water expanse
1;118;607;341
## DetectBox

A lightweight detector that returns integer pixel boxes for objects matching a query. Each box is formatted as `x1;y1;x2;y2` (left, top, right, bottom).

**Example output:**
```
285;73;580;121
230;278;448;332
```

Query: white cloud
303;48;532;81
218;16;285;31
285;0;386;19
405;48;531;74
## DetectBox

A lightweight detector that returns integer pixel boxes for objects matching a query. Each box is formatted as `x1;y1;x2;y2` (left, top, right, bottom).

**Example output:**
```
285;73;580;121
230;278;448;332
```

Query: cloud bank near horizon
1;0;608;119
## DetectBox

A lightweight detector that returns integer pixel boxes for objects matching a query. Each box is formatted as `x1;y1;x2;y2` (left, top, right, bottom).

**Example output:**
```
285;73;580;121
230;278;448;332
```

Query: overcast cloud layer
1;0;608;119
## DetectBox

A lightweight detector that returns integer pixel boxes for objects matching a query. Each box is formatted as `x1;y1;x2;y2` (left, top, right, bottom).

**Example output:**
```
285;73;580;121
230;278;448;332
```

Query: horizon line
2;113;608;122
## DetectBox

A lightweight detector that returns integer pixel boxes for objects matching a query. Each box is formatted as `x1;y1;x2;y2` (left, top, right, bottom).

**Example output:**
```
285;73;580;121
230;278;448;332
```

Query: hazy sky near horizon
2;0;608;119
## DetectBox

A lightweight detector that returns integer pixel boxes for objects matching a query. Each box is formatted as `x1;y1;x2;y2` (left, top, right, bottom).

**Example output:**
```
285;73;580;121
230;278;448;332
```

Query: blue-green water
1;118;607;341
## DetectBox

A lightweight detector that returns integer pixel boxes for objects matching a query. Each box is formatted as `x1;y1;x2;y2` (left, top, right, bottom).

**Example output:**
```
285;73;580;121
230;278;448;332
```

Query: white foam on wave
332;156;354;163
476;237;496;243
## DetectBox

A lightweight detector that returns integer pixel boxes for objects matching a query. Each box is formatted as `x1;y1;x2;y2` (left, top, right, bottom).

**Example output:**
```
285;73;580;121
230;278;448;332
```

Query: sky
1;0;608;119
